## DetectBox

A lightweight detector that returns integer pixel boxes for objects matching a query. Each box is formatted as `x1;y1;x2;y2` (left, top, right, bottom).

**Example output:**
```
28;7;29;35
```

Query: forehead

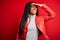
31;3;37;7
31;3;36;6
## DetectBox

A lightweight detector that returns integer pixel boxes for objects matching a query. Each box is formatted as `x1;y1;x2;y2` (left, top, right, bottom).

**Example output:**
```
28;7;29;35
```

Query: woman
16;2;56;40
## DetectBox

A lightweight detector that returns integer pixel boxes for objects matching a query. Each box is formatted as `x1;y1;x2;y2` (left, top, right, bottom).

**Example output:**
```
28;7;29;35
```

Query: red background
0;0;60;40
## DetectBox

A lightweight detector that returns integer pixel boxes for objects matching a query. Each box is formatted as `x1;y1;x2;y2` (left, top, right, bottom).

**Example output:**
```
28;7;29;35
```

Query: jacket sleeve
16;33;23;40
41;4;56;22
16;33;19;40
16;18;22;40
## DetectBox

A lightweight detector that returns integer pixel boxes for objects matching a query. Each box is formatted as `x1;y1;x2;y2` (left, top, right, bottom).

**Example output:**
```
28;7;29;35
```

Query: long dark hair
19;2;39;36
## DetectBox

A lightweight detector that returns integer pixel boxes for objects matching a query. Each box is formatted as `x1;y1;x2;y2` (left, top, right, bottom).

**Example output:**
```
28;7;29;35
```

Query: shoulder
36;15;45;21
36;15;44;19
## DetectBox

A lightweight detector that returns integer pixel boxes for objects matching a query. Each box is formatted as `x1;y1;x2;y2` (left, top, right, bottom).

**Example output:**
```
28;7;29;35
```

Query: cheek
30;8;37;14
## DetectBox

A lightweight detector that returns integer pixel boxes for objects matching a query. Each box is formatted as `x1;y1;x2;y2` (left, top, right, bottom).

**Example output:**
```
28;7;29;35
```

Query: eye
31;5;37;10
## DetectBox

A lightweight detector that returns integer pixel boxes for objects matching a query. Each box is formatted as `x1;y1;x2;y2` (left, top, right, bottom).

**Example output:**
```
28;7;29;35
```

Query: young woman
16;2;56;40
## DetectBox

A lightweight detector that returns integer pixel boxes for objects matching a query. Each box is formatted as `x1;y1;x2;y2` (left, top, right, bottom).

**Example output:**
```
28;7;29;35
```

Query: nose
33;7;37;10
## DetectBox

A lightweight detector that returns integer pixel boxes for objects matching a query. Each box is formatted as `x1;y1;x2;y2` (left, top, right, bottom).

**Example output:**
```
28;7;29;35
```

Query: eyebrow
31;4;37;7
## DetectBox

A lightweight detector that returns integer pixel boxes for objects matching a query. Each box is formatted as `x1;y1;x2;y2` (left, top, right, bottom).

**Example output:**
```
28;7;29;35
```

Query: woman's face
30;3;37;15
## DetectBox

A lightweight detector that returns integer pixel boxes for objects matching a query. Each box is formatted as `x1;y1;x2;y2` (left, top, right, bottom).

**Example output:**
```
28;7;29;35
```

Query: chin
30;12;36;15
32;13;36;15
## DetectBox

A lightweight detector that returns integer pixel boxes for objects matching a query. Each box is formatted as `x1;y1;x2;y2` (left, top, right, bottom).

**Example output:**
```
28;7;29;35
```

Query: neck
28;14;36;18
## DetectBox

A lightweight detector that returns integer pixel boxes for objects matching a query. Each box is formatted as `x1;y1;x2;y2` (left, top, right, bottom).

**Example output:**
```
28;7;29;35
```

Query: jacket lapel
35;16;47;38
